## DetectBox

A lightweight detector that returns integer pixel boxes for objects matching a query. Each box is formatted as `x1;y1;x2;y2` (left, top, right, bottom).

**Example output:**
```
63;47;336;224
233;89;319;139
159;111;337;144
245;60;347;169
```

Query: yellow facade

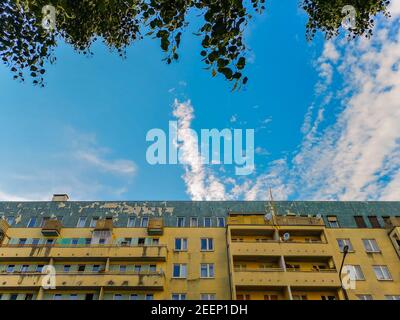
0;202;399;301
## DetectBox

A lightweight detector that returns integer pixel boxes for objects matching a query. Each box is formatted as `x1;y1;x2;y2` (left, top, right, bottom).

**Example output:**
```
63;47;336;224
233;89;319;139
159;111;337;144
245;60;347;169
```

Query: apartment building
0;197;399;300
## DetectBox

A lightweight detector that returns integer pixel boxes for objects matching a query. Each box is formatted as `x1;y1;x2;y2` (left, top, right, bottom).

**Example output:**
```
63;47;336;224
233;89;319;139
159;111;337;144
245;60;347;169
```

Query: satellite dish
283;232;290;241
316;214;322;219
264;213;273;222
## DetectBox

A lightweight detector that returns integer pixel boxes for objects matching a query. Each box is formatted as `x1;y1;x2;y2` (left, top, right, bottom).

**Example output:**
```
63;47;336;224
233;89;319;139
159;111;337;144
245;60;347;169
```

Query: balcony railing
231;239;325;244
0;271;165;289
0;244;168;260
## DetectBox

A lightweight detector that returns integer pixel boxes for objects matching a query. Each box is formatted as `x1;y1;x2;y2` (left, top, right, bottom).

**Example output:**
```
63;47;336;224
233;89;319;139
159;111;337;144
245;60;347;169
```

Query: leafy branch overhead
0;0;392;89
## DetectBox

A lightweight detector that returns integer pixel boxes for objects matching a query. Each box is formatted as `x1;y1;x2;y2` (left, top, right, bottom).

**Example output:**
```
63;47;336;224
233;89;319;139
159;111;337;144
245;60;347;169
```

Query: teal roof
0;201;399;228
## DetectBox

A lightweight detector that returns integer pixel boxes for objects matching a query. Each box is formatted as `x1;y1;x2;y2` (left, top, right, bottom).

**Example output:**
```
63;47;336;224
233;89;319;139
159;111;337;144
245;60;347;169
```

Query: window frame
200;263;215;278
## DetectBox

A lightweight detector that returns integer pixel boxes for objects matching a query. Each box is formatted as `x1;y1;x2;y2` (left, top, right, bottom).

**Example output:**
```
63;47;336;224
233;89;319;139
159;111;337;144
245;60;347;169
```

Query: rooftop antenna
265;188;279;230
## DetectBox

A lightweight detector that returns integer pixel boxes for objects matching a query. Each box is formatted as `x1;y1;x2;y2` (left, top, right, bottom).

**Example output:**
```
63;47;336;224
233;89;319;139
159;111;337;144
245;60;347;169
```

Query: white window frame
127;217;136;227
177;217;185;227
190;217;198;227
357;294;373;300
140;217;149;227
217;217;225;227
27;217;37;228
201;293;216;300
171;293;186;300
175;238;188;251
203;217;212;227
200;263;215;278
363;239;380;253
337;238;353;252
385;295;400;300
200;238;214;251
173;264;187;278
373;265;392;281
77;217;87;228
344;265;365;280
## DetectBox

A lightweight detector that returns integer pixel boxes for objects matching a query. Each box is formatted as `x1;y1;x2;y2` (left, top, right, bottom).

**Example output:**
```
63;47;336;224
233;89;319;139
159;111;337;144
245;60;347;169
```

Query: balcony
147;218;163;235
41;220;62;237
234;268;340;288
0;244;167;261
230;240;332;257
0;220;9;242
94;219;113;231
0;271;165;290
228;214;324;227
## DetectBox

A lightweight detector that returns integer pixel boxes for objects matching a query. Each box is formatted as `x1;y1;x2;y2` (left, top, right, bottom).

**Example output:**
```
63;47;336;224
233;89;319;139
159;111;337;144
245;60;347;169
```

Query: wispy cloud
175;13;400;201
0;128;136;201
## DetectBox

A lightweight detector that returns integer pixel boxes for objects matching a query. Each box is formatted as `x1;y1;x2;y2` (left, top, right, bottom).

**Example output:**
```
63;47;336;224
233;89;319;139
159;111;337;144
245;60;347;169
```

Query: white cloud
0;128;136;201
175;15;400;201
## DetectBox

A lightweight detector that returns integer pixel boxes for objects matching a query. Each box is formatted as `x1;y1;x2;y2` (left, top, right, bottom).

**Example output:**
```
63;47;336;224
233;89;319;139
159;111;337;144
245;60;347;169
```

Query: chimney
52;194;69;202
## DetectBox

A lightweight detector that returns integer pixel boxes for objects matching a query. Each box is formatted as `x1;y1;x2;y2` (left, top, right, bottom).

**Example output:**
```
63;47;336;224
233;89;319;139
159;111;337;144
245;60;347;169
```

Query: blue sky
1;1;399;201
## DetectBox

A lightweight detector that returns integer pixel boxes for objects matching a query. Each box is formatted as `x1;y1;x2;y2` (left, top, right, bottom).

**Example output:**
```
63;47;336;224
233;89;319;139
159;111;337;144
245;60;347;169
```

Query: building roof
1;201;400;228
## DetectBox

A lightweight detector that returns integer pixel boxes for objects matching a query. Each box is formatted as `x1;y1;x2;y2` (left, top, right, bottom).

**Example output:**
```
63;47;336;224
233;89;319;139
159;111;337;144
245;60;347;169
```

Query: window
373;265;392;280
64;265;71;272
127;217;136;227
177;217;185;227
134;265;142;273
85;238;91;245
53;294;62;300
27;217;37;228
119;265;127;272
149;265;156;272
172;293;186;300
78;265;85;272
321;296;336;300
113;294;123;300
236;294;251;300
344;265;365;280
69;294;78;300
89;217;99;228
175;238;188;251
201;294;216;300
385;295;400;300
46;239;54;245
6;216;15;226
200;238;214;251
9;294;18;300
292;295;308;300
357;294;373;300
71;238;79;245
203;217;212;227
368;216;381;228
20;265;29;272
138;237;145;246
337;239;353;252
25;294;33;300
99;238;106;245
77;217;87;228
140;217;149;227
41;217;50;227
92;265;100;272
190;217;198;227
200;263;214;278
264;295;278;300
18;238;27;245
217;217;225;227
173;264;187;278
31;238;40;245
145;294;154;300
152;238;159;245
354;216;367;228
363;239;380;253
130;294;138;300
6;265;15;273
85;294;94;300
327;216;339;228
36;265;44;273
